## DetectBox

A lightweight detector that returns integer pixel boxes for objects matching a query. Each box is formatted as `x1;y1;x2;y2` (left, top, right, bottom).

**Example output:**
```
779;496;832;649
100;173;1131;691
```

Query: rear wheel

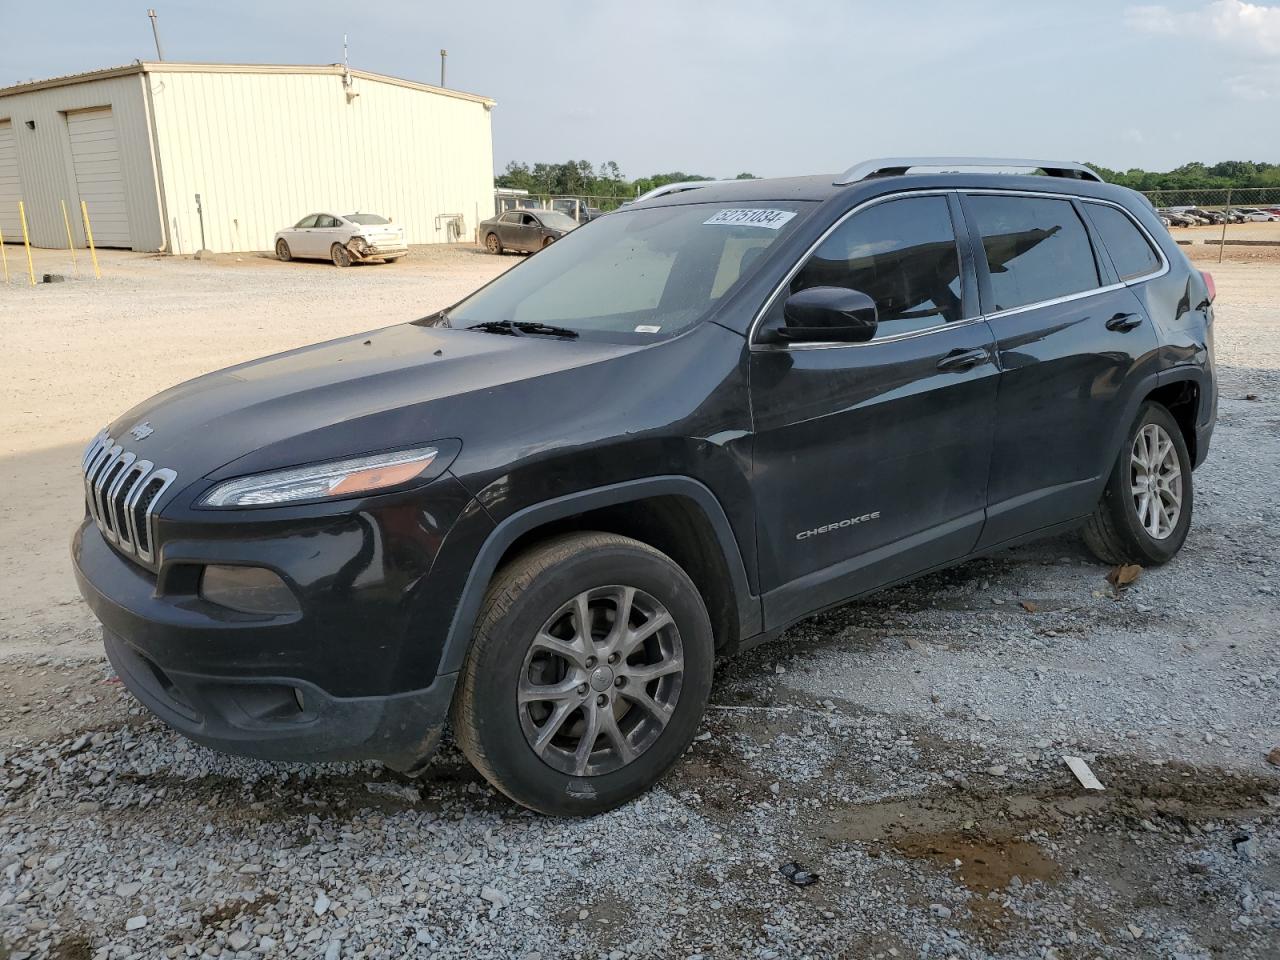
451;532;714;816
485;232;503;255
1083;402;1192;565
330;243;352;268
275;239;292;262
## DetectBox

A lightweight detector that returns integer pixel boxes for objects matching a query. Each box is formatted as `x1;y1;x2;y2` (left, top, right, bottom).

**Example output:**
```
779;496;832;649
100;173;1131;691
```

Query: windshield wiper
468;320;579;339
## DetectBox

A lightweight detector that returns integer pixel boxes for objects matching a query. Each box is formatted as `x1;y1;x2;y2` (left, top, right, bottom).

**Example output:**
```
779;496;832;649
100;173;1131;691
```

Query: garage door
67;108;130;248
0;120;21;244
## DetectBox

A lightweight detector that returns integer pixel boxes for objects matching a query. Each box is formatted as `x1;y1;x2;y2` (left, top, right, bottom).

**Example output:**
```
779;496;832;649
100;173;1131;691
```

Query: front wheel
1083;402;1193;565
485;232;503;255
451;532;714;816
541;235;555;248
275;239;292;262
330;243;353;268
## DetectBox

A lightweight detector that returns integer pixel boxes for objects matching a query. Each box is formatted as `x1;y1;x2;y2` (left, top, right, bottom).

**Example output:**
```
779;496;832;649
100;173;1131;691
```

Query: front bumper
102;626;453;770
350;241;408;261
70;474;489;769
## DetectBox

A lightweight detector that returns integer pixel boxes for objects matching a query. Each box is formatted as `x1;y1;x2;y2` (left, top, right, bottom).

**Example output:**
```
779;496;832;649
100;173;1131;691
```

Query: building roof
0;61;495;106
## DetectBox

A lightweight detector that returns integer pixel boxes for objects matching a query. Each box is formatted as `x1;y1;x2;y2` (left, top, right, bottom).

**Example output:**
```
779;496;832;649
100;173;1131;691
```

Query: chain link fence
1140;187;1280;261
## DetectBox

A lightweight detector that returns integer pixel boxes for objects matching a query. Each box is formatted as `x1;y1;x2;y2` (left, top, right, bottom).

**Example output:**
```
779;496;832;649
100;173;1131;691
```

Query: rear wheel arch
438;478;760;677
1143;376;1200;465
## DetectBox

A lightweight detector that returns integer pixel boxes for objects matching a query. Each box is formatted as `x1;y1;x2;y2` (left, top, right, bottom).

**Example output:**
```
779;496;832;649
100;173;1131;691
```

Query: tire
382;256;402;264
330;243;352;268
485;232;503;255
1083;402;1193;566
541;235;555;248
275;239;292;262
451;532;714;816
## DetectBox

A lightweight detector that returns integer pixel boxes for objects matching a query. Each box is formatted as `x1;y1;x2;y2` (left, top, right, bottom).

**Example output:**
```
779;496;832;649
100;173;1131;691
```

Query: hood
106;323;637;488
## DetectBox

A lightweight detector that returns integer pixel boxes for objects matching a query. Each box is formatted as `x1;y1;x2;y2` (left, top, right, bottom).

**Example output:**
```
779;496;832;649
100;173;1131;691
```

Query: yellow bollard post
60;200;80;276
0;222;9;284
80;200;100;279
18;200;35;286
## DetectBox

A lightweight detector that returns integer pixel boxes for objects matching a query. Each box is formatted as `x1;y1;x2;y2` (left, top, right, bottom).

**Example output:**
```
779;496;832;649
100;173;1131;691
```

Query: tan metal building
0;62;495;254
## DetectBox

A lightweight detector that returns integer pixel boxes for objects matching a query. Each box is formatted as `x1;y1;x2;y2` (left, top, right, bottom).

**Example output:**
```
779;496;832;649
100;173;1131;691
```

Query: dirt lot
0;244;1277;959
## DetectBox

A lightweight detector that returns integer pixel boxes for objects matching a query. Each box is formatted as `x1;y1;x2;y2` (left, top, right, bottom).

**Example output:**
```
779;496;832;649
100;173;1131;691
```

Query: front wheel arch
437;478;760;678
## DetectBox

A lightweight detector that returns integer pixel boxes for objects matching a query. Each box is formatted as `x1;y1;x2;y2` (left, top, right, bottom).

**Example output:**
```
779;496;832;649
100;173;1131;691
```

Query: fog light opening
200;564;299;616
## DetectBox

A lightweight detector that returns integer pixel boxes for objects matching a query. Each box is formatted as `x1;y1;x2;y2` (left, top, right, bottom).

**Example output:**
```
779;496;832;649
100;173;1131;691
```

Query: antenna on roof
147;9;165;61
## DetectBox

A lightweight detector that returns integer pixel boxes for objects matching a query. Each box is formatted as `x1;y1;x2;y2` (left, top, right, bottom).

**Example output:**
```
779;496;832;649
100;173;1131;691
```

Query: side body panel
961;193;1163;546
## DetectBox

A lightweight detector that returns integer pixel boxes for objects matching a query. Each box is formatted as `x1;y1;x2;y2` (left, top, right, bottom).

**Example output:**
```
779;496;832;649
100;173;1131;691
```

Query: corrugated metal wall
0;74;165;250
148;69;495;254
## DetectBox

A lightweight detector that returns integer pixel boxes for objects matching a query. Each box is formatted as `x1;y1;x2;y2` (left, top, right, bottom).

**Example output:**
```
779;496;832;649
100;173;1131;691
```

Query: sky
1;0;1277;179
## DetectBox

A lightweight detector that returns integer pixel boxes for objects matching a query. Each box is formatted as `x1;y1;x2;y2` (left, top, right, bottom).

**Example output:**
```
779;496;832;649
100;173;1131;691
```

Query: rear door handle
936;347;989;372
1105;312;1144;332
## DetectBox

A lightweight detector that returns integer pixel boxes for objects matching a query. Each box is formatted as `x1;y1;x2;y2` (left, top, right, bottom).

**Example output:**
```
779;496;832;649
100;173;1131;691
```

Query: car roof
636;171;1139;212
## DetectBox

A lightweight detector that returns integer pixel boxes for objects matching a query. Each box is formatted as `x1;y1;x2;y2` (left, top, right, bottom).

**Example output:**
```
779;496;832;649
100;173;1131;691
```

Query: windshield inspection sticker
704;208;796;230
635;325;662;333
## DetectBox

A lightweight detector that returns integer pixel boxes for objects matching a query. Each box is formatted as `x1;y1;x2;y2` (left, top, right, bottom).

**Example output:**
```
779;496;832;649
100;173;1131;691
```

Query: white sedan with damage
274;212;408;266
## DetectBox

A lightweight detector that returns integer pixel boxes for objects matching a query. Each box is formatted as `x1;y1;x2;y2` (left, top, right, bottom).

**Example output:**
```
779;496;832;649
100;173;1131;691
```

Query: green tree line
496;159;1280;199
1088;161;1280;191
495;161;757;202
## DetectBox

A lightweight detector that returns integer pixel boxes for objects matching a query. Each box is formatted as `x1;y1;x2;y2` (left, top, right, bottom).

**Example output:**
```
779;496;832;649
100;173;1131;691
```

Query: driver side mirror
779;286;878;343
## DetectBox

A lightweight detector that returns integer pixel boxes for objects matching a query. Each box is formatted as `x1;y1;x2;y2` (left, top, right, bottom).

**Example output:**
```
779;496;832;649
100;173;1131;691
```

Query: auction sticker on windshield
703;208;796;229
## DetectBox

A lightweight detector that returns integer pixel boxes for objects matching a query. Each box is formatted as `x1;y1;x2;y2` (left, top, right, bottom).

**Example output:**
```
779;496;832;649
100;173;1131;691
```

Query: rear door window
967;195;1099;312
788;195;963;337
1084;203;1162;281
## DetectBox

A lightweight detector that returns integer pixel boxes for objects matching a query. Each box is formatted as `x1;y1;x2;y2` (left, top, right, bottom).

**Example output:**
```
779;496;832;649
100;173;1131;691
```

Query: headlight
201;446;442;508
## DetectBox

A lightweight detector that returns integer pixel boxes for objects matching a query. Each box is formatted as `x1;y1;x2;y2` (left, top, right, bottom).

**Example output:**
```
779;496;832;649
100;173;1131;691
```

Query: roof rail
834;157;1103;186
629;179;736;205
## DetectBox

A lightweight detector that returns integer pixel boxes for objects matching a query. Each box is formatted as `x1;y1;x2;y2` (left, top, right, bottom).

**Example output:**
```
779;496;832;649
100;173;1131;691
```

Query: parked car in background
1184;208;1224;225
479;209;580;254
1160;210;1196;227
550;198;604;223
275;213;407;267
1236;208;1280;222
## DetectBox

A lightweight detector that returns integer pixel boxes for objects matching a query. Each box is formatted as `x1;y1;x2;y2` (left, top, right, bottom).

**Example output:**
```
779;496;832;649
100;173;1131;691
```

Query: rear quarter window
967;195;1099;312
1084;203;1162;281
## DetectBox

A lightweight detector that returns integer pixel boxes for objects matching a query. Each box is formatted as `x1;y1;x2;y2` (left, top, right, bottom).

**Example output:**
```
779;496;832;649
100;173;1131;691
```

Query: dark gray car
479;209;579;254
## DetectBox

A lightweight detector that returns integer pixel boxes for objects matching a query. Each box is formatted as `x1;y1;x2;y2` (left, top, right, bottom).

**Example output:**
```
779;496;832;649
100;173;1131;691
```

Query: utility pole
147;9;165;60
439;49;447;87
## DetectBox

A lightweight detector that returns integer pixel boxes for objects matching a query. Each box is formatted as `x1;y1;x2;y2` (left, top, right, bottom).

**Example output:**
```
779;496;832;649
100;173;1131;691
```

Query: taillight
1200;270;1216;303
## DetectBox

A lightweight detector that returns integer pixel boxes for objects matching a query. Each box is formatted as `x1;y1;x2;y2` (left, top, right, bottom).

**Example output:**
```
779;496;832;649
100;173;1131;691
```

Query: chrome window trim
750;188;1168;352
1077;197;1170;285
748;189;966;350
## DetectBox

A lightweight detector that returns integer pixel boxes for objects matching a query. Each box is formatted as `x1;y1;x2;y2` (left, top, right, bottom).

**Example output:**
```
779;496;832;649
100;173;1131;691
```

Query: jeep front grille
81;431;178;566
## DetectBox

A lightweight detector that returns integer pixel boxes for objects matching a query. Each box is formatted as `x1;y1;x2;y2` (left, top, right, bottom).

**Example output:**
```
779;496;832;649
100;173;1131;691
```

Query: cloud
1126;1;1280;99
1125;0;1280;55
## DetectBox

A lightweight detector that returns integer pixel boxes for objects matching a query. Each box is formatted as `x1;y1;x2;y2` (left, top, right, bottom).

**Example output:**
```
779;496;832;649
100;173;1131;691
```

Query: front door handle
1105;312;1144;332
936;347;989;372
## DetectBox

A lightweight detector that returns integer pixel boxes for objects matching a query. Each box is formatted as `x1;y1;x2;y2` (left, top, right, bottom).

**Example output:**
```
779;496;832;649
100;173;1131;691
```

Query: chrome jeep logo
128;421;154;441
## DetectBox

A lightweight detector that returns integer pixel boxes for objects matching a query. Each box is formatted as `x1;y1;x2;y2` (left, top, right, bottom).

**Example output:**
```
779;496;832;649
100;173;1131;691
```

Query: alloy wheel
518;585;684;777
1130;423;1182;539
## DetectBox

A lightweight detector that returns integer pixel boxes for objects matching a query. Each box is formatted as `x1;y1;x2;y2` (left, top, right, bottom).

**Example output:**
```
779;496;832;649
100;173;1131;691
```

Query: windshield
346;213;390;225
446;202;810;341
537;211;579;230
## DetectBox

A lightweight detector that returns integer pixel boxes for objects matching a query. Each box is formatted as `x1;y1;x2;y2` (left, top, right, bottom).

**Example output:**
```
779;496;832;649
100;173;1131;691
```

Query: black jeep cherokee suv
73;157;1217;815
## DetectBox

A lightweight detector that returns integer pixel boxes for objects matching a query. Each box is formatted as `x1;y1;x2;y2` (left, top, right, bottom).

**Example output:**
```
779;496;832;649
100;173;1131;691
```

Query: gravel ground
0;247;1277;959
